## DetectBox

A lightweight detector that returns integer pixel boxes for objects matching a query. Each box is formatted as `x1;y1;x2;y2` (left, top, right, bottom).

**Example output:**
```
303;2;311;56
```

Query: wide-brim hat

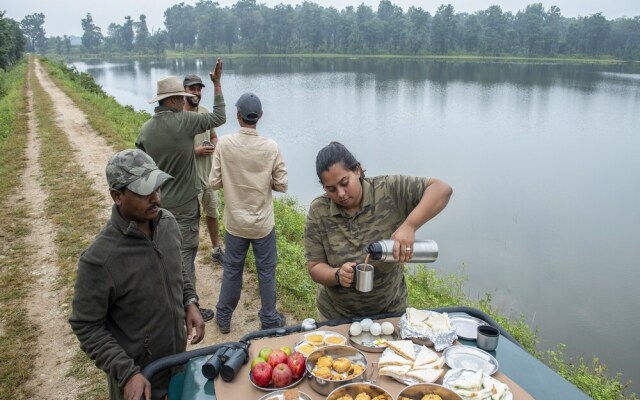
149;76;195;104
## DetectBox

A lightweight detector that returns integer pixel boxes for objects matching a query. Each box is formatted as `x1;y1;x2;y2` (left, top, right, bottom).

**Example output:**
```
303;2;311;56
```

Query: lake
72;57;640;393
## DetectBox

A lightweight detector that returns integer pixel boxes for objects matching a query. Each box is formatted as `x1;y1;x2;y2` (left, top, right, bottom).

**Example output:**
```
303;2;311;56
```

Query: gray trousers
216;228;279;326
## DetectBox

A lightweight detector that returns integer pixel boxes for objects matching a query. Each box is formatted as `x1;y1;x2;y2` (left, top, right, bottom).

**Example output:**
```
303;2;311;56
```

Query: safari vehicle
142;306;591;399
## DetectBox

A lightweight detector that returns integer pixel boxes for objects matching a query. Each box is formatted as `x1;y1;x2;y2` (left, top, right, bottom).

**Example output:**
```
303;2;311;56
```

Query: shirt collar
110;204;160;238
153;105;178;115
329;177;372;217
238;127;259;136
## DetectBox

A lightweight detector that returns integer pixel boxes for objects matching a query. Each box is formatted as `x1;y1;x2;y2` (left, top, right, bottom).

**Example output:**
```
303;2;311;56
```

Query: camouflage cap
106;149;173;196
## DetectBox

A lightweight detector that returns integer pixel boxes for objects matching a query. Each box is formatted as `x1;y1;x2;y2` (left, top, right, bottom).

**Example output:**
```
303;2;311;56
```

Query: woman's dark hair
315;141;365;183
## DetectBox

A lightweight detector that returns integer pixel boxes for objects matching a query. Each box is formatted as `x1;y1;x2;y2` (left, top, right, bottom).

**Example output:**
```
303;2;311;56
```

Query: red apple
271;363;293;388
251;361;272;387
267;349;288;368
287;351;306;379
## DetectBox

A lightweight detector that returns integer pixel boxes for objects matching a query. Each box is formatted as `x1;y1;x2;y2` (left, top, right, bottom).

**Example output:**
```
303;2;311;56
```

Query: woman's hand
337;262;357;287
391;223;416;262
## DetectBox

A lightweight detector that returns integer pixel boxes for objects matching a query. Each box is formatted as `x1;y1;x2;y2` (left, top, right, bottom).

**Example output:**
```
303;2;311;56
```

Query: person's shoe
199;308;214;322
211;246;225;263
261;313;287;330
216;318;230;334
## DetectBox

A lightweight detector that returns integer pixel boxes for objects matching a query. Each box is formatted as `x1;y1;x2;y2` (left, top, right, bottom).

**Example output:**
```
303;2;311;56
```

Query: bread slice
379;364;411;380
483;375;509;400
426;313;451;331
406;368;444;384
412;345;438;367
406;307;430;323
412;356;445;370
385;340;416;361
452;369;484;390
379;351;413;367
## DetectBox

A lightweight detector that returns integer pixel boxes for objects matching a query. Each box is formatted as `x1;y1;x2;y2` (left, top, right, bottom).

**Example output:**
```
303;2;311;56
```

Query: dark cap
235;92;262;123
183;74;205;87
106;149;173;195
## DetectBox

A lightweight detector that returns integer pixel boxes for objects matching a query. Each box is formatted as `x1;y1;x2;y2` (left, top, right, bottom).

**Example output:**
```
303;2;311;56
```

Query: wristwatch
334;268;341;285
184;297;199;309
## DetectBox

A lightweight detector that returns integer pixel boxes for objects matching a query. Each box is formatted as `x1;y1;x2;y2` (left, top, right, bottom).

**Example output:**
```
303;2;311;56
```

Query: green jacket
136;94;226;209
69;205;197;400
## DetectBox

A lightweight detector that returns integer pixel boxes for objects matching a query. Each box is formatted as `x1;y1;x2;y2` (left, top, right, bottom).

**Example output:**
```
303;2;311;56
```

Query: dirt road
20;58;280;398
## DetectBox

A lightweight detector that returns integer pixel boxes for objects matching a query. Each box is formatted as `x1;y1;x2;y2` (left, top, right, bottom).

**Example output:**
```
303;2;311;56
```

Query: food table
215;317;533;399
162;312;592;399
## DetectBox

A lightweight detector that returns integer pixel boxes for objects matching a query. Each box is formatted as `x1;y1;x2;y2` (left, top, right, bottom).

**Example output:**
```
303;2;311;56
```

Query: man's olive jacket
69;205;197;399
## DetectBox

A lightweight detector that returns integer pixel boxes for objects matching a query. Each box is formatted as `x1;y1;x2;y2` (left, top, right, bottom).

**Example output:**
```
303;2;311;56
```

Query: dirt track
20;58;280;398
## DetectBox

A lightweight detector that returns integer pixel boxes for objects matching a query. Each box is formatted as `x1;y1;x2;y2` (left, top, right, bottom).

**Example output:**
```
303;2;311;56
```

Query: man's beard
186;96;200;107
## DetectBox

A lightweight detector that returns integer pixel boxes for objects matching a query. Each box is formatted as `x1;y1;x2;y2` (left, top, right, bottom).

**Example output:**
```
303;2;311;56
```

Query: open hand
209;57;223;85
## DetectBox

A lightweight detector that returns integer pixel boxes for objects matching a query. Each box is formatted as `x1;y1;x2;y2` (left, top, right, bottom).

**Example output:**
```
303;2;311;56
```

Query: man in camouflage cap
70;148;205;400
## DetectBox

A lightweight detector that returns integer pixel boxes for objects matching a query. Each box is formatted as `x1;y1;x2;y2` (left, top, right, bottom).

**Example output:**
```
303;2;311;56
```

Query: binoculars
202;345;249;382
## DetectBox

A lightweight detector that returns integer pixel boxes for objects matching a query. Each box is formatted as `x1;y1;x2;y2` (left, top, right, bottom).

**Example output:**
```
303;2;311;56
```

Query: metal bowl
396;383;463;400
305;345;368;395
326;383;392;400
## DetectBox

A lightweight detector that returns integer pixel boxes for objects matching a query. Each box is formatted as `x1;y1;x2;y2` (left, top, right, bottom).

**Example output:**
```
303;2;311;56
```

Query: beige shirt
210;127;288;239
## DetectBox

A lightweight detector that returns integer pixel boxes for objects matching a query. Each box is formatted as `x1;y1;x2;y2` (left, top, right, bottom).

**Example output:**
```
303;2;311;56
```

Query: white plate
443;368;513;400
443;346;499;375
449;314;489;340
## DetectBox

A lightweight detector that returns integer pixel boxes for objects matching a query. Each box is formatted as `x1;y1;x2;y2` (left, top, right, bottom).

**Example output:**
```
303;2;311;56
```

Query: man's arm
210;141;223;190
69;260;140;391
271;147;288;193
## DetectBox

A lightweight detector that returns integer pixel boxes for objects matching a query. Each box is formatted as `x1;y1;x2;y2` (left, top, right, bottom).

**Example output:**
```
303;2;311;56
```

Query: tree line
6;0;640;62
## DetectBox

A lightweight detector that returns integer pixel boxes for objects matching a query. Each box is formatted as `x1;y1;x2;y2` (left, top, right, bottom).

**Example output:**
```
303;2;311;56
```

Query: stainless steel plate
349;330;398;353
257;389;313;400
442;346;499;375
449;314;489;340
443;369;512;400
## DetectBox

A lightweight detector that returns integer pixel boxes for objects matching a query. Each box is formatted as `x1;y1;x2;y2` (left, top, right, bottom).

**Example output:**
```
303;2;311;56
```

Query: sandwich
379;351;413;367
483;375;509;400
412;356;444;370
425;313;451;331
405;367;444;384
385;340;416;361
412;345;438;367
379;364;411;380
451;369;484;390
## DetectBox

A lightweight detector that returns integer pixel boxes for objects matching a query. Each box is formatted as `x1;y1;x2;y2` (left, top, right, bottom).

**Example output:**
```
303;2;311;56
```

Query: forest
4;0;640;66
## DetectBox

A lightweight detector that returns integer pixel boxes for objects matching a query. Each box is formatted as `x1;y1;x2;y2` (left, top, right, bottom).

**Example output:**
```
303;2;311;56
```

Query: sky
3;0;639;37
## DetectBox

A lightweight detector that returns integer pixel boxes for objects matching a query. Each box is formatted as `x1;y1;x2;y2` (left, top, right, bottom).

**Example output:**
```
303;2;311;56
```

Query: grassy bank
37;57;636;399
0;59;39;399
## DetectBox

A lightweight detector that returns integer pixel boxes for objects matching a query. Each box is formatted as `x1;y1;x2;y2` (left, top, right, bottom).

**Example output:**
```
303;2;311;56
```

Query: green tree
432;4;456;53
405;6;431;55
135;15;150;52
149;29;169;56
164;3;197;49
20;12;47;53
270;4;294;53
296;2;326;52
516;3;546;55
121;16;134;52
584;13;610;55
0;11;26;69
81;13;103;53
481;5;508;55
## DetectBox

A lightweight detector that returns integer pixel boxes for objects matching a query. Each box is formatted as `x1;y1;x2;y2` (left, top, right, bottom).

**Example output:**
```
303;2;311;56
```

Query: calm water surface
73;57;640;393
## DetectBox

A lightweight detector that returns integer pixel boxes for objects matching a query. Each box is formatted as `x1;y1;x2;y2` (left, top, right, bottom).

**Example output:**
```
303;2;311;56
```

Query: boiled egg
360;318;373;332
349;321;363;336
381;321;395;335
369;322;382;336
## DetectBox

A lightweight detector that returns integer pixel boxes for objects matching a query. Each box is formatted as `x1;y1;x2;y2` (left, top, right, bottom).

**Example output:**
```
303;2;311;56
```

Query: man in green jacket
136;59;226;322
69;149;205;400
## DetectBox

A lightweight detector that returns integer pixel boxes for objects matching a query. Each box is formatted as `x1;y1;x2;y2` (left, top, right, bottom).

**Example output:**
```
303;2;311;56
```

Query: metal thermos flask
366;240;438;262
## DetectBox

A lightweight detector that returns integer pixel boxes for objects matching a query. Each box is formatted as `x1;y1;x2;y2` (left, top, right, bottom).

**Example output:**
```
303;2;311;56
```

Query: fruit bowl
249;369;306;392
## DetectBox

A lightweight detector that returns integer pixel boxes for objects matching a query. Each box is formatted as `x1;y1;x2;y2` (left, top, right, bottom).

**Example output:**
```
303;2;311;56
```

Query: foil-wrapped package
398;311;458;352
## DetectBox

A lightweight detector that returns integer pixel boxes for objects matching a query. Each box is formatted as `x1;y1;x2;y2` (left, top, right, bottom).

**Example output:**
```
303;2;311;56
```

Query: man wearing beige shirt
210;92;288;334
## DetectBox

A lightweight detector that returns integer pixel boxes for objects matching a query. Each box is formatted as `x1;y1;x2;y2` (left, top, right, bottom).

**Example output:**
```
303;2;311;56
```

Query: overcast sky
4;0;639;37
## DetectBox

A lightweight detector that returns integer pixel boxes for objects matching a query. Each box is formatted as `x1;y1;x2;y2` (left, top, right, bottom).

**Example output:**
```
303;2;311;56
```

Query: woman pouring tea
304;142;453;320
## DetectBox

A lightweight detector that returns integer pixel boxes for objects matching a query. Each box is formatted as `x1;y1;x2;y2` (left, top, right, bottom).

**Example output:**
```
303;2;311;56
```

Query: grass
29;58;109;399
0;59;39;400
33;56;637;400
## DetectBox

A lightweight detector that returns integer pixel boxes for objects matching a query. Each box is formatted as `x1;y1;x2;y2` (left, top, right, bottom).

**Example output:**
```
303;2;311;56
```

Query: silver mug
355;263;374;292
